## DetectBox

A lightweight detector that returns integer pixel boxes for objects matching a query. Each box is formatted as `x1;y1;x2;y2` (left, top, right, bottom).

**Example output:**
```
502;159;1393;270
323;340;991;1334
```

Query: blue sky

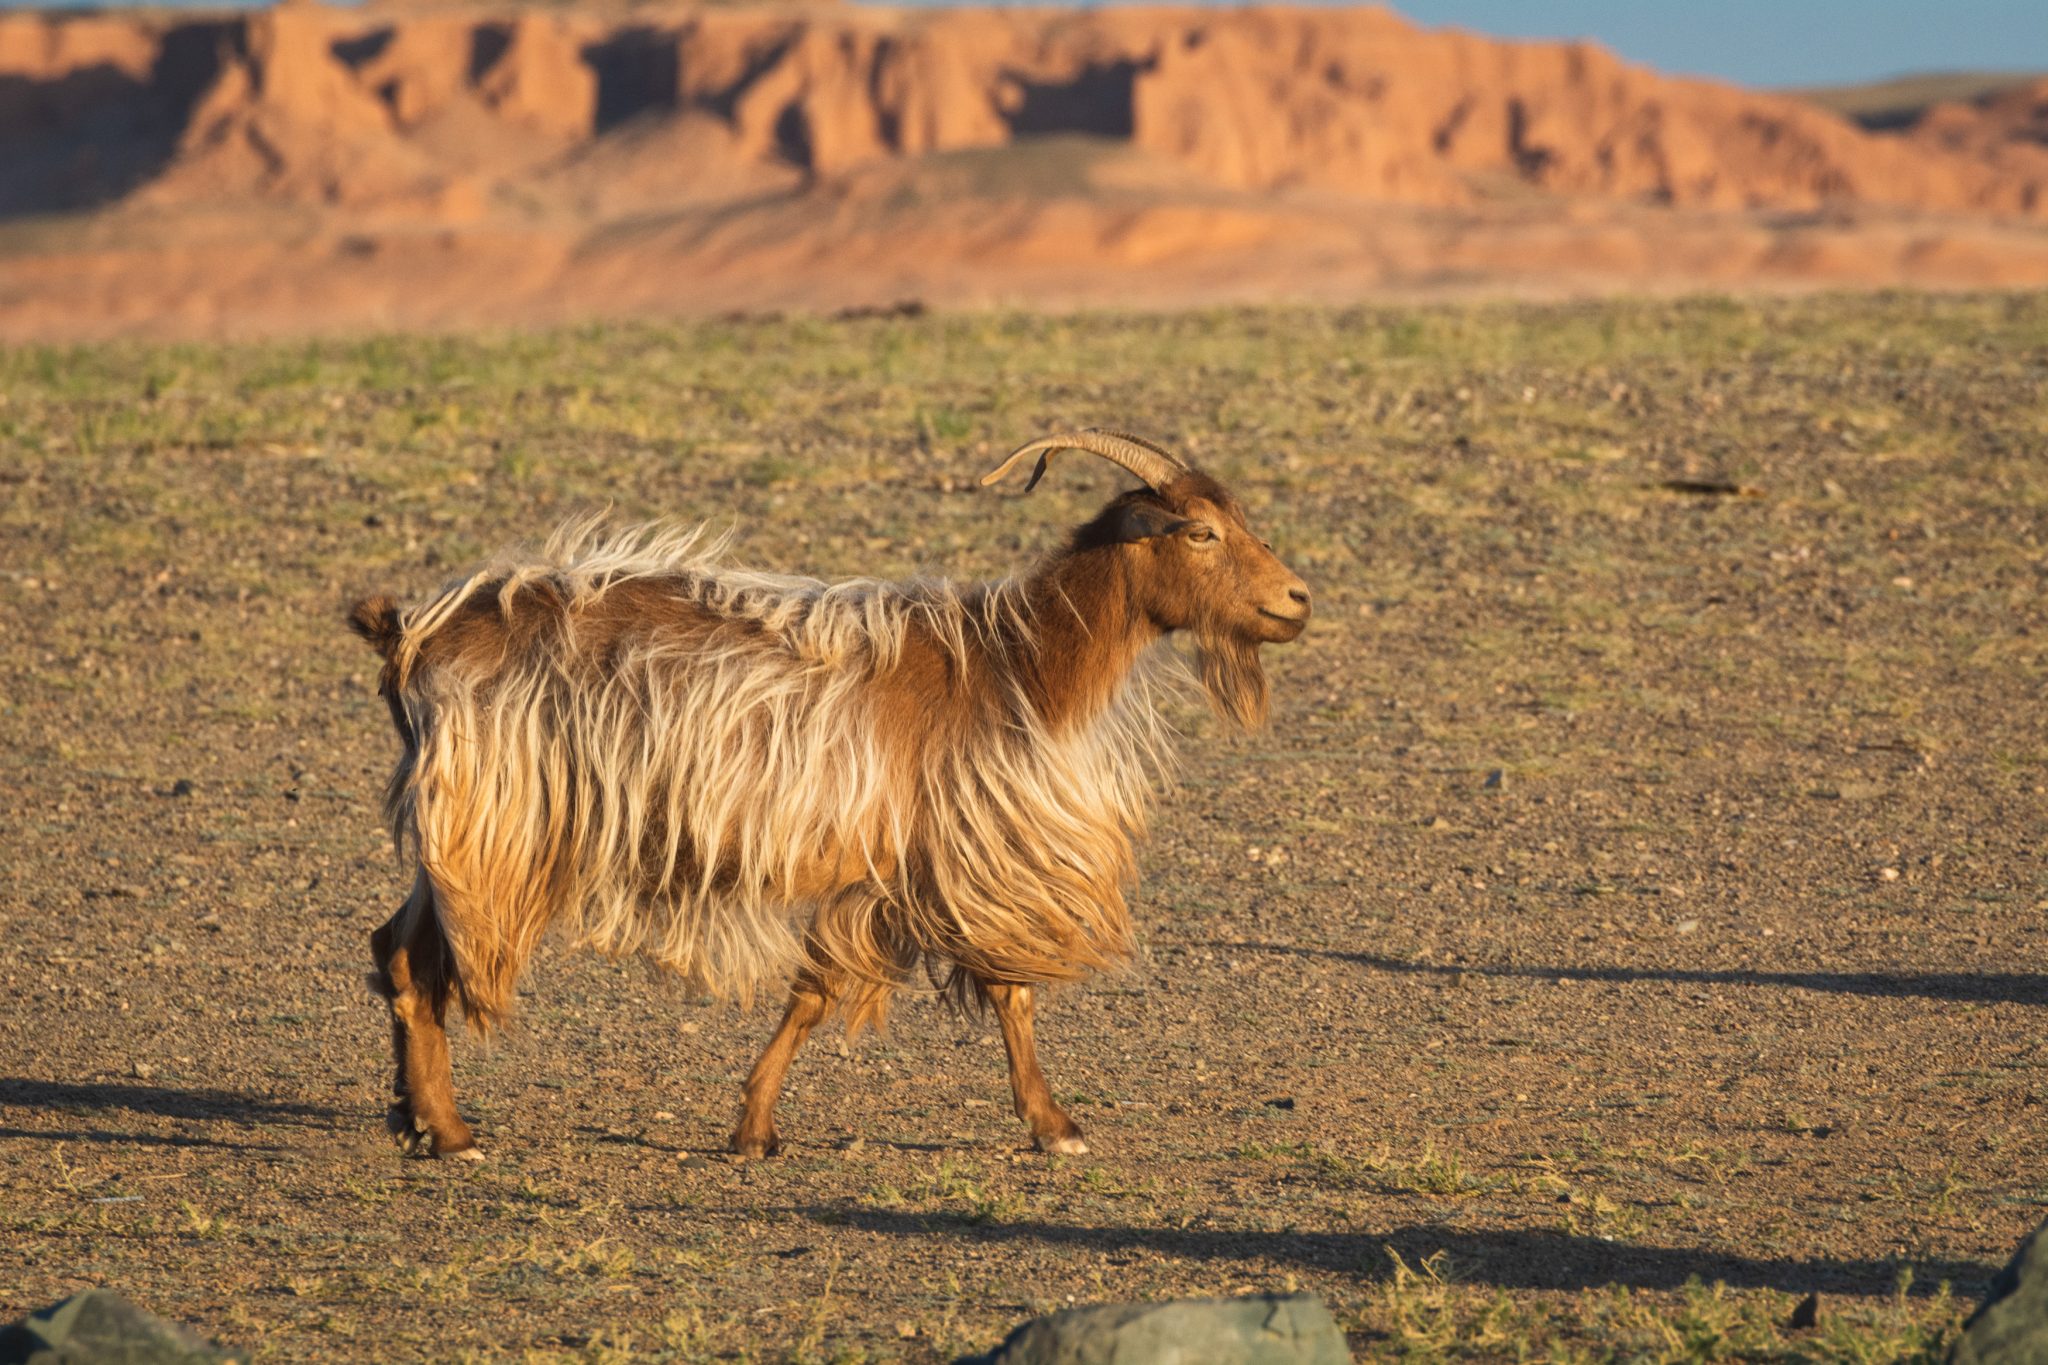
1390;1;2048;88
12;0;2045;90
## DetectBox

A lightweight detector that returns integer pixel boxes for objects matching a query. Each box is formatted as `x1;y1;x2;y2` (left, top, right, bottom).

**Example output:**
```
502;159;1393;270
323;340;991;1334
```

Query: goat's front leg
981;980;1087;1155
730;974;834;1158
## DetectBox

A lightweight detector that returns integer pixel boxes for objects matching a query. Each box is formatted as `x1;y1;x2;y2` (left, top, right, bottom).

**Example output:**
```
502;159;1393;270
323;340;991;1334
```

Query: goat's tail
350;591;420;790
348;594;404;663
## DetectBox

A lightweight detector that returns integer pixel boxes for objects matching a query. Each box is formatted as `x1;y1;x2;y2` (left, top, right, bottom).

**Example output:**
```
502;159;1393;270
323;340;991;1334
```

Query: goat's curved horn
979;428;1192;492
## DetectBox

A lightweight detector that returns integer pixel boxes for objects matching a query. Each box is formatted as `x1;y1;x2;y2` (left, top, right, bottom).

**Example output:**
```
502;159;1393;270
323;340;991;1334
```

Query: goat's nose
1288;586;1311;609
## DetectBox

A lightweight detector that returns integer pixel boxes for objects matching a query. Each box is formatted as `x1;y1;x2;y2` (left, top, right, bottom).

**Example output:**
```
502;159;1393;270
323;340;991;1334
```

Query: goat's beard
1195;630;1269;730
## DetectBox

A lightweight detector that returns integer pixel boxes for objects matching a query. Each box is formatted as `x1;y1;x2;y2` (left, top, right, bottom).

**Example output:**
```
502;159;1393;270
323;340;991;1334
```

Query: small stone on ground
958;1292;1351;1364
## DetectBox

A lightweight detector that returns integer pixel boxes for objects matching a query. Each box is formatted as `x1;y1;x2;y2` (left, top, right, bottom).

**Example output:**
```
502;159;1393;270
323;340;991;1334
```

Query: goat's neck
1013;548;1158;732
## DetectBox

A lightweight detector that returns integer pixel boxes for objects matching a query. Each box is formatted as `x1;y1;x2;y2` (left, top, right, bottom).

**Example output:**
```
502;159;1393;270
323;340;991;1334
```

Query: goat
349;430;1310;1160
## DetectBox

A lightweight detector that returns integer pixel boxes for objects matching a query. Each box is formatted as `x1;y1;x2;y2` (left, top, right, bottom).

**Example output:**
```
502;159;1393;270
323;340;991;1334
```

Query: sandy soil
0;296;2042;1360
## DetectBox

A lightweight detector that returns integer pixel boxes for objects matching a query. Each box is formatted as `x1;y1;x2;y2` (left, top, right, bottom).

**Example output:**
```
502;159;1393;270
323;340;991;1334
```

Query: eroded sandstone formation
2;4;2045;338
6;3;2044;222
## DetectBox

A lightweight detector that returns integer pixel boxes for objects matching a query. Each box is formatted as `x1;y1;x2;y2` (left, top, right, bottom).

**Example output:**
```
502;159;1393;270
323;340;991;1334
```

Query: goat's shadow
816;1206;1994;1298
1197;943;2048;1007
0;1078;341;1152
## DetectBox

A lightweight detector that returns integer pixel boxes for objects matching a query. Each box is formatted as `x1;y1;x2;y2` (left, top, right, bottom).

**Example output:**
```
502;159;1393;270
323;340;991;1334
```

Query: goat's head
982;429;1311;728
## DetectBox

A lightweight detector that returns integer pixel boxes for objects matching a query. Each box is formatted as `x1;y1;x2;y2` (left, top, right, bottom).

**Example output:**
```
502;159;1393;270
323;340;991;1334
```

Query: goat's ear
1109;502;1191;543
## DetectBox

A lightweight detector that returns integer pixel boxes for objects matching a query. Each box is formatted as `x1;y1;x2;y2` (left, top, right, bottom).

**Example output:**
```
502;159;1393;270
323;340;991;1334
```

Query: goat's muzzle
1256;583;1311;641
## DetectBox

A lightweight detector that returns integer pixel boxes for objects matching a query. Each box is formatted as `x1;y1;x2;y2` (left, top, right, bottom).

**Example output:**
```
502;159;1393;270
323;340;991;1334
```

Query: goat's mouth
1256;607;1309;640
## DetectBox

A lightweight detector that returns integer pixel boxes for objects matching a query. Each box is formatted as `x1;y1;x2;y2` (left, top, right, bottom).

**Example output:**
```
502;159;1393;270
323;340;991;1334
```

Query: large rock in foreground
960;1292;1352;1365
0;1290;236;1365
1952;1218;2048;1364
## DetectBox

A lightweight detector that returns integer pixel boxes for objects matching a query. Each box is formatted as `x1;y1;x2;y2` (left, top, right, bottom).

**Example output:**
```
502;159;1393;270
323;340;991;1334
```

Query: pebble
1878;867;1900;881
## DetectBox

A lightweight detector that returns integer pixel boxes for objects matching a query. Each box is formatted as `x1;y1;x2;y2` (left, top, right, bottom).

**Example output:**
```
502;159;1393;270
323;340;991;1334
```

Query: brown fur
350;462;1308;1159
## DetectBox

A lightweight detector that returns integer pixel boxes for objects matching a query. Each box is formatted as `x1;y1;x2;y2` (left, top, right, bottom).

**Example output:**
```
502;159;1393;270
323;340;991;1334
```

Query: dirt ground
1;295;2044;1361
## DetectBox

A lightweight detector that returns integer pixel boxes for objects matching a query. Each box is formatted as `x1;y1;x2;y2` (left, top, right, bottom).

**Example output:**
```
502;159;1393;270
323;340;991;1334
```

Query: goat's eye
1186;526;1217;544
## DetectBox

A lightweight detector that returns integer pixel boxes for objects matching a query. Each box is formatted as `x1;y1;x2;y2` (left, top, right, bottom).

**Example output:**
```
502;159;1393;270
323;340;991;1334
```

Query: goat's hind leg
982;980;1087;1155
368;873;481;1160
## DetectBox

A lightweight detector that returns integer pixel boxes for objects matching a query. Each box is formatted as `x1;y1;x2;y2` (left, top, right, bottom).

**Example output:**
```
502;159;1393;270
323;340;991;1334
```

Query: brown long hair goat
350;432;1310;1160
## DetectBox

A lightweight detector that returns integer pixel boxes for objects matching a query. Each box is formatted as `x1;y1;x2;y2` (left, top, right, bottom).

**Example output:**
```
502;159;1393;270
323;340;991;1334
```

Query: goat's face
1101;474;1312;645
996;433;1307;728
1083;473;1307;730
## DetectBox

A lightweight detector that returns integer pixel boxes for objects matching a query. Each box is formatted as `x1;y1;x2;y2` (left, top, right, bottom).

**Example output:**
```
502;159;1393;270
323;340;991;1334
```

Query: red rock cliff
3;3;2041;220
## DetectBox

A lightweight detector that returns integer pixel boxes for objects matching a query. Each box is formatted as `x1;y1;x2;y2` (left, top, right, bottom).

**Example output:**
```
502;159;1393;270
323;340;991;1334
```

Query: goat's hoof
387;1103;479;1160
729;1131;781;1159
1036;1134;1089;1156
387;1105;427;1155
